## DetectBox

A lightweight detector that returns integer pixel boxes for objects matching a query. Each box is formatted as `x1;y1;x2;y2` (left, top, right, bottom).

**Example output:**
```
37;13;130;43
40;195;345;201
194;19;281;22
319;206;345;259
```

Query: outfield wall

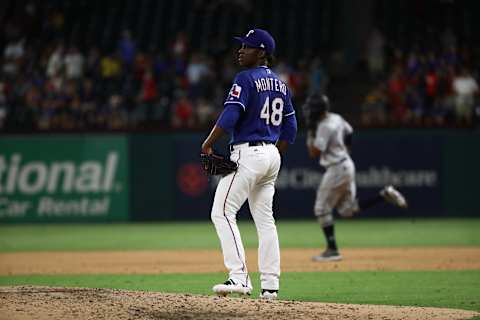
0;130;479;222
0;135;129;222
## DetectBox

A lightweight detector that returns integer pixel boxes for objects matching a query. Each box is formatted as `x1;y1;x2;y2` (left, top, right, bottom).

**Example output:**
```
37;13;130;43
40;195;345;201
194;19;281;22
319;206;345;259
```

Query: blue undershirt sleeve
216;104;243;133
279;114;297;144
279;90;298;144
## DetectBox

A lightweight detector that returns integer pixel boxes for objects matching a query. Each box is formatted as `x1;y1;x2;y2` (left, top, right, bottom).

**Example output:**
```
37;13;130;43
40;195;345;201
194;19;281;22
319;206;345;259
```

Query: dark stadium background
0;0;479;222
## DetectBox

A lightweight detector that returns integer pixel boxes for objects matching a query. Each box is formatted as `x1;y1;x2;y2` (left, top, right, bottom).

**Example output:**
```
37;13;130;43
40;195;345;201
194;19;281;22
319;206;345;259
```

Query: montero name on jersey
254;77;287;95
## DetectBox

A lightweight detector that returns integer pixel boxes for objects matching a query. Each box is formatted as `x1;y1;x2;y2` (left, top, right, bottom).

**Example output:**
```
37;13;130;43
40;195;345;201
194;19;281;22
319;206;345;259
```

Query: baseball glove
200;153;238;176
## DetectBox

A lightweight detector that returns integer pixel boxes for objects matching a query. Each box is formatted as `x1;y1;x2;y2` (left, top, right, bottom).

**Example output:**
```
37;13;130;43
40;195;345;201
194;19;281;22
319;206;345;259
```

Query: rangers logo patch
229;84;242;98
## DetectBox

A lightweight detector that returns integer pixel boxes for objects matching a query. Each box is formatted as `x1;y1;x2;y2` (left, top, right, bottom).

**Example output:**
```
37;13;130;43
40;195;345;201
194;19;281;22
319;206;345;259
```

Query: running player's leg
314;169;342;253
338;159;407;214
356;186;407;210
337;180;359;217
337;160;359;217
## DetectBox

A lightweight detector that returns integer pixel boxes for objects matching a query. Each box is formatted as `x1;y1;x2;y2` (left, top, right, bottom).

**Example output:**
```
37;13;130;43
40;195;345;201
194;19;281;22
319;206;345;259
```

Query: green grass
1;271;479;311
0;219;479;312
0;218;479;252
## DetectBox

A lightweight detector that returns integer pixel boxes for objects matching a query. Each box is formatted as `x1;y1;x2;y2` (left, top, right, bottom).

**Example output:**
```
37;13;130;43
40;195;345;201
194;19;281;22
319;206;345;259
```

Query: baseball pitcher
304;93;407;261
201;29;297;299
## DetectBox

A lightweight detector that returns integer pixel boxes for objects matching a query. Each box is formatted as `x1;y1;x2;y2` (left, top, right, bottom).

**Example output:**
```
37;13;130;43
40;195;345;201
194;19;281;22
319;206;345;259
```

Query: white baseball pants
211;143;281;291
315;157;358;222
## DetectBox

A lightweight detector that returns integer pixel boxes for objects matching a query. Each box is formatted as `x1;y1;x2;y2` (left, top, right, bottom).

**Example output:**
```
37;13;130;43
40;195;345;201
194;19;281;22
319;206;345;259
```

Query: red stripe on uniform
222;150;249;285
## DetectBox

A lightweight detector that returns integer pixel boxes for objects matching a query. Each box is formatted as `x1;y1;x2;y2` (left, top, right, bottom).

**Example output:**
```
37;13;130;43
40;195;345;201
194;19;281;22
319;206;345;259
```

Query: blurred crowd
361;28;479;127
1;30;227;131
1;33;328;132
0;2;478;132
0;2;326;132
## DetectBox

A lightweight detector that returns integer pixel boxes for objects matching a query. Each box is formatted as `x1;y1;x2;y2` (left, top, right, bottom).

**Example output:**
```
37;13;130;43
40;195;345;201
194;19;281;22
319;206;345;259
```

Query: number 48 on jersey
260;97;284;126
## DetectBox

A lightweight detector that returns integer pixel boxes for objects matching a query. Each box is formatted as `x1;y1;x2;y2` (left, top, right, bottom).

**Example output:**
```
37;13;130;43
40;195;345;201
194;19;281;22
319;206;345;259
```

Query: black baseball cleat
312;248;342;262
259;289;278;300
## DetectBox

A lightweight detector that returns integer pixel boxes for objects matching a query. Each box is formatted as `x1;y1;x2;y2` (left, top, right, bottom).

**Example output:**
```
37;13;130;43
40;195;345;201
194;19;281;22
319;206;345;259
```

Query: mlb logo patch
230;84;242;98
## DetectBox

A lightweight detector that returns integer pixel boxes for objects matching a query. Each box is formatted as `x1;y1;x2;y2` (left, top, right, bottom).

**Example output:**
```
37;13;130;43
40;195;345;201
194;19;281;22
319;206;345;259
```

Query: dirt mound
0;286;477;320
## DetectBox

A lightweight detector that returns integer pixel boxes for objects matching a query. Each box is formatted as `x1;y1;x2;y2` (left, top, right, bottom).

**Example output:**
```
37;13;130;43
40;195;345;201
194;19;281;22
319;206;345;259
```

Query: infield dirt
0;247;479;275
1;247;479;320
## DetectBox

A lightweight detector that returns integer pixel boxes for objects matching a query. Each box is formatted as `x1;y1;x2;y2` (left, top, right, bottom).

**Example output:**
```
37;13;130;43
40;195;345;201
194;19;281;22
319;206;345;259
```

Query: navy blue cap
234;29;275;55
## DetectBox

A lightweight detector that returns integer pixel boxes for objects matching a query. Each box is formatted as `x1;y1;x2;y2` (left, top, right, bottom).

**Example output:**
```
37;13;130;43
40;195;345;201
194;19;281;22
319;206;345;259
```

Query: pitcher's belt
230;140;273;151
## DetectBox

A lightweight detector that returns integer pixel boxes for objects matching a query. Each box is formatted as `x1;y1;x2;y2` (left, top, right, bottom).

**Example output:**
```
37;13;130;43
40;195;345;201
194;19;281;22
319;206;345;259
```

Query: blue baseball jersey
223;66;296;144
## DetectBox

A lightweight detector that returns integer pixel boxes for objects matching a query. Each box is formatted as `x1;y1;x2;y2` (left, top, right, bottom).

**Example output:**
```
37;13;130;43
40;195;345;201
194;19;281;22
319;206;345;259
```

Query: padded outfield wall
0;135;129;222
0;130;478;222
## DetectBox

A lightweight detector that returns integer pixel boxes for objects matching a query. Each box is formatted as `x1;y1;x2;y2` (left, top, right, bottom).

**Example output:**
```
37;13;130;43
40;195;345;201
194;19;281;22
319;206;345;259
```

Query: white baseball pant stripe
221;167;249;286
211;144;281;290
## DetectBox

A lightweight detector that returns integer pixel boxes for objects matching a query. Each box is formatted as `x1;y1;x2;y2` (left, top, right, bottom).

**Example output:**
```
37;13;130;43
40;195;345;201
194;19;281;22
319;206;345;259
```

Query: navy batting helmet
304;93;330;113
302;93;330;130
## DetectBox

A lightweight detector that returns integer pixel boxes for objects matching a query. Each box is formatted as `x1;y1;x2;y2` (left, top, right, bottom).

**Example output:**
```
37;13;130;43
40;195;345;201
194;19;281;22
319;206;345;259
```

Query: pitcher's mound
0;286;477;320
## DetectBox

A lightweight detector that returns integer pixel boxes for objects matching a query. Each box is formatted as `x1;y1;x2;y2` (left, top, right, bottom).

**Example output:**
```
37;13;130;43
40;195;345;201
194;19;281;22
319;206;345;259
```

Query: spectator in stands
289;59;309;106
308;57;328;95
133;52;150;80
273;59;291;84
3;37;25;77
46;44;64;78
365;28;385;79
153;52;169;79
6;75;37;131
106;94;128;129
37;96;53;130
424;66;438;116
100;52;122;79
406;51;421;77
442;45;459;67
78;78;98;128
171;92;194;128
387;66;408;123
64;46;84;80
186;53;210;99
45;67;64;94
404;83;424;126
118;29;136;69
432;65;455;125
426;50;439;71
361;83;387;126
196;97;217;127
137;70;158;123
453;67;479;125
85;47;101;79
171;31;189;59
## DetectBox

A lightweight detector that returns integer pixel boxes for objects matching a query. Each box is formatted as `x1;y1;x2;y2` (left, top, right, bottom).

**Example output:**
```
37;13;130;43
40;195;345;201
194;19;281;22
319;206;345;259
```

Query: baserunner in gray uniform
304;93;408;262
